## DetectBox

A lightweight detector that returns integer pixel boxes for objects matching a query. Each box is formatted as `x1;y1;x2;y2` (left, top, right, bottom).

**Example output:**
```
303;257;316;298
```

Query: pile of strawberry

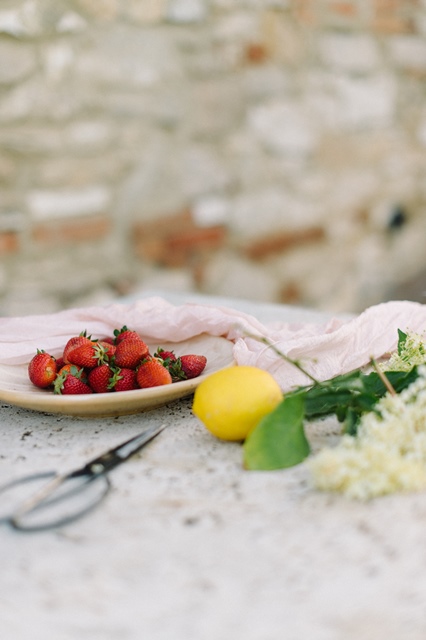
27;326;207;395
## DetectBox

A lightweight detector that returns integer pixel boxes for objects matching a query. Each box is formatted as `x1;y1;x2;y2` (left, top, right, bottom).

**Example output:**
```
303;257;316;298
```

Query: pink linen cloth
0;297;425;391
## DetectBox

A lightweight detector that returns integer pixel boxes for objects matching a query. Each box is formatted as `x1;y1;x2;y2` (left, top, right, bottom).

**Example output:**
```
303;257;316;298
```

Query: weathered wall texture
0;0;425;316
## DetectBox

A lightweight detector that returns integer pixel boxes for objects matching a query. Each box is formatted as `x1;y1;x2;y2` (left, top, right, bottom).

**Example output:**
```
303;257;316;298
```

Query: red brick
356;208;370;225
279;282;303;305
0;231;19;255
132;209;228;268
321;1;363;29
295;2;360;28
134;209;192;237
244;43;269;65
243;227;325;261
293;0;417;32
32;215;111;246
405;68;426;80
329;2;358;17
372;16;413;34
372;0;417;33
294;0;318;26
167;227;226;252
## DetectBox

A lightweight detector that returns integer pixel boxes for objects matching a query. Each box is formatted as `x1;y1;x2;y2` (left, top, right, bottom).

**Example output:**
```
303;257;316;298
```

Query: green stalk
243;331;321;385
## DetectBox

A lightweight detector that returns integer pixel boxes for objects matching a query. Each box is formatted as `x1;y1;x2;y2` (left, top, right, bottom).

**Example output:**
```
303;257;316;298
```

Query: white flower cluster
309;365;426;500
383;330;426;372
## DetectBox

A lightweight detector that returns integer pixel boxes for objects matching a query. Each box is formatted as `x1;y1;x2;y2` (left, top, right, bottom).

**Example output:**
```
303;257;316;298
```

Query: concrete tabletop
1;294;425;640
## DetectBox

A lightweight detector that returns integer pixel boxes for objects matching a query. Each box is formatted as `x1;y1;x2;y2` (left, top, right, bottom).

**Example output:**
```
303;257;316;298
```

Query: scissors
0;423;167;532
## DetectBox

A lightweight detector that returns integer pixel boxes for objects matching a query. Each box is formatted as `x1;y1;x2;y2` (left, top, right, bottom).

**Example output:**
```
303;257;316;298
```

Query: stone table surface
1;294;426;640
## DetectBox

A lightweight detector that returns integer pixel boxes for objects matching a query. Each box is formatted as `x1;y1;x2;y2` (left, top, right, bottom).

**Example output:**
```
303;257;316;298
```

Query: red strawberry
98;340;116;359
114;338;149;369
55;356;65;370
54;367;92;395
87;364;118;393
113;326;142;345
28;350;57;388
63;332;91;363
136;358;172;388
58;363;84;376
168;354;207;381
68;341;109;369
154;348;177;364
179;354;207;379
114;368;138;392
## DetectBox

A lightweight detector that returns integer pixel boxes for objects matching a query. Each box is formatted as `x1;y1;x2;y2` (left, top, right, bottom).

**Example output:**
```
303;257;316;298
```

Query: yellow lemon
192;365;283;441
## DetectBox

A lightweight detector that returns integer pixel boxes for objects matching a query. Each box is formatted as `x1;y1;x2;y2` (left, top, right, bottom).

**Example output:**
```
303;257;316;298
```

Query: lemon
192;365;283;441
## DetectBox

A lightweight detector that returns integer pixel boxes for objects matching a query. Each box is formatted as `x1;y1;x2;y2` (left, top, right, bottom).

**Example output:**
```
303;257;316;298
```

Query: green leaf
397;328;408;356
361;367;418;397
304;388;355;420
343;407;361;436
301;368;419;434
243;393;310;470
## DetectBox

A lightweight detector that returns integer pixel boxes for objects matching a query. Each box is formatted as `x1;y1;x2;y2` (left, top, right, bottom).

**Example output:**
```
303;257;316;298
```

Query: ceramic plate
0;334;235;417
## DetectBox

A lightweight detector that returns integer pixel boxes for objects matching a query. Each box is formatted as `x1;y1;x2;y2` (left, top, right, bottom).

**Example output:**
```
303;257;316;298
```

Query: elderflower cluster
382;330;426;372
309;365;426;500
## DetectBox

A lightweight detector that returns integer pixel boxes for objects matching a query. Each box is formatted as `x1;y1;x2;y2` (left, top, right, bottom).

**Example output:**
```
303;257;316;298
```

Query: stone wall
0;0;425;316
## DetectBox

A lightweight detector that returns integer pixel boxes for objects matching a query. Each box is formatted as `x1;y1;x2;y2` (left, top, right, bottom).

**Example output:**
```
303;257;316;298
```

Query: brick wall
0;0;425;316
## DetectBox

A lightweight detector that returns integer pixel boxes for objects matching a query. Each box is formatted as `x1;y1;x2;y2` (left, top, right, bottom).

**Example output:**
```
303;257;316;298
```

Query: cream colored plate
0;334;235;417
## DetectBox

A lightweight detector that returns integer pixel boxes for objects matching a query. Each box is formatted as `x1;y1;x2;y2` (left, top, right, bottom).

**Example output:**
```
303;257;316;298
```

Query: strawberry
113;326;142;345
55;356;65;370
179;354;207;379
136;358;172;388
168;354;207;381
114;337;149;369
67;340;109;369
154;347;177;364
58;363;84;376
63;332;92;363
98;340;116;359
28;350;57;388
87;364;118;393
54;367;92;395
114;368;138;392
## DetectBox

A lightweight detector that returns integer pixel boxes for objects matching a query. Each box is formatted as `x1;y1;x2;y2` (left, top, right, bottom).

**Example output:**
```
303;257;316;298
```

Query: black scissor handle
0;471;56;523
0;470;110;532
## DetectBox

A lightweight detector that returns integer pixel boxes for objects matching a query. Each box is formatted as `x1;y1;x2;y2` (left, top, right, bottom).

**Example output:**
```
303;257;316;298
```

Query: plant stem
370;357;397;396
244;331;321;385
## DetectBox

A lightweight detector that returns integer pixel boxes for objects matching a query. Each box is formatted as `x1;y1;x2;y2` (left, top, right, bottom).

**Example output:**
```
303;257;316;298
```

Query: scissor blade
115;423;167;460
75;423;167;477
